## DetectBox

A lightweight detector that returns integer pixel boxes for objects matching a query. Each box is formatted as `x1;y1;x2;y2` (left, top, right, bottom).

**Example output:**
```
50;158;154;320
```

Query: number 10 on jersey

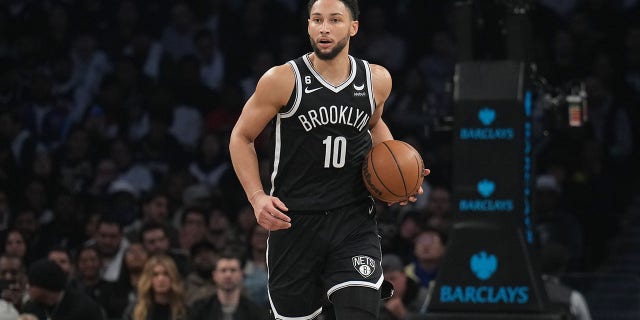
322;136;346;168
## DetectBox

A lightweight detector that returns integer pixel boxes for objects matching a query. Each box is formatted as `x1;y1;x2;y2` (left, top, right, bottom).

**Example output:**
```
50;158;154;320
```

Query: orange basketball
362;140;425;203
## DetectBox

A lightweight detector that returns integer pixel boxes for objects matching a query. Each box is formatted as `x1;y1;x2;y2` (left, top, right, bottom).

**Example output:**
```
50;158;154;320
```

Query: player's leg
330;286;380;320
323;199;384;319
268;214;328;319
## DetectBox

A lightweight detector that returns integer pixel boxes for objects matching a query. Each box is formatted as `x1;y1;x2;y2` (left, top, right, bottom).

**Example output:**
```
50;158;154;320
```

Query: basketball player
229;0;430;319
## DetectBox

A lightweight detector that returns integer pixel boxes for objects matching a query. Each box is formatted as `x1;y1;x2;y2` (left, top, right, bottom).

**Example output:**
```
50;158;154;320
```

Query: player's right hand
251;193;291;231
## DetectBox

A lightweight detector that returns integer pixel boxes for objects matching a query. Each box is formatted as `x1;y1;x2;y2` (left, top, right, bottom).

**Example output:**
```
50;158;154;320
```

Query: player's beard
310;33;349;60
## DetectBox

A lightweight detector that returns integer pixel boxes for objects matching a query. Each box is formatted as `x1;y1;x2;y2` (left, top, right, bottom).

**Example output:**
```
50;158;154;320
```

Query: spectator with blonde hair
126;254;187;320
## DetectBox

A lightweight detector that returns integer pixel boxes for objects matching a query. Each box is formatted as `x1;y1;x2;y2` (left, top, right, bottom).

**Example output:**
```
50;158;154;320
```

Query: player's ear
350;20;359;37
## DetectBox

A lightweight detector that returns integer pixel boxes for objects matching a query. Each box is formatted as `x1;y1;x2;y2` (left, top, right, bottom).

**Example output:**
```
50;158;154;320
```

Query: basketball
362;140;425;203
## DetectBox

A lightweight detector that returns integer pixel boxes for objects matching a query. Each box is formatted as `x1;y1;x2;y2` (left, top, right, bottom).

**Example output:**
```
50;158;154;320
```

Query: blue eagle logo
470;251;498;280
478;107;496;126
477;179;495;198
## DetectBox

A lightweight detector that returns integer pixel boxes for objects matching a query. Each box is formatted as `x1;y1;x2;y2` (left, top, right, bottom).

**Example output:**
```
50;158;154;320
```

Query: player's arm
229;64;293;230
368;64;394;146
368;64;430;205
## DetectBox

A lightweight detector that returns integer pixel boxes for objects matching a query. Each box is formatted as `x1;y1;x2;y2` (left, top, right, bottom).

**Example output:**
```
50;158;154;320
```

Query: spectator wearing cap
21;259;104;320
534;174;586;271
184;241;218;306
380;254;430;320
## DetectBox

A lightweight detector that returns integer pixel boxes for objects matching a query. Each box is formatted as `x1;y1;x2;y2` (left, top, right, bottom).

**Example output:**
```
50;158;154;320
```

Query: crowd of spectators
0;0;639;319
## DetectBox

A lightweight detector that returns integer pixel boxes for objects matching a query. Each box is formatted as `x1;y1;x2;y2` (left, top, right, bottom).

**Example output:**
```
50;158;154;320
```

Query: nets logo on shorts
352;255;375;278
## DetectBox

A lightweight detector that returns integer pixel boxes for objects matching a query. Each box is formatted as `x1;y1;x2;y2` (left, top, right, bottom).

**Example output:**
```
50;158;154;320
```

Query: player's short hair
307;0;359;20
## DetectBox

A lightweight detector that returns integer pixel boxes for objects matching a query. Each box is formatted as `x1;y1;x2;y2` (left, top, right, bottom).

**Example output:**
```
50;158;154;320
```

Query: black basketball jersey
269;54;375;210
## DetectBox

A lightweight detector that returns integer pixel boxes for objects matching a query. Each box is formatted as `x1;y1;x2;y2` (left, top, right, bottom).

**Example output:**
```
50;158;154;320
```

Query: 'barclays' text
459;128;515;140
459;199;515;212
440;285;529;304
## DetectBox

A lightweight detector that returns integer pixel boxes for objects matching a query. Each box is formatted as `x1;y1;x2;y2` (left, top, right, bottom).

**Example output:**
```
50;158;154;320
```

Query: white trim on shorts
268;289;323;320
326;274;385;300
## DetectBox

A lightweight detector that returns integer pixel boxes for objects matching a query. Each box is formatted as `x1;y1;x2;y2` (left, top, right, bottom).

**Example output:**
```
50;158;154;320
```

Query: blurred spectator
124;190;178;247
360;5;407;73
22;258;104;320
235;205;257;243
534;174;585;270
116;240;150;317
74;245;127;319
3;230;27;264
178;207;209;253
88;158;118;196
242;224;269;307
188;252;268;320
0;108;36;172
390;211;422;264
161;3;197;61
11;209;48;265
405;228;447;289
387;69;431;139
86;217;129;282
107;179;140;230
424;185;453;230
539;242;592;320
110;138;154;194
188;133;230;189
140;222;190;277
380;254;429;320
194;29;225;92
417;31;456;118
184;241;218;306
125;255;187;320
47;246;75;287
206;207;243;255
238;50;275;101
0;254;26;313
137;103;184;178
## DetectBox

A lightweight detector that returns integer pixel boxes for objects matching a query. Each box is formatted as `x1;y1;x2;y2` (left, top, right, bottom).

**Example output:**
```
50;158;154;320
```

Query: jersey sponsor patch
352;255;376;278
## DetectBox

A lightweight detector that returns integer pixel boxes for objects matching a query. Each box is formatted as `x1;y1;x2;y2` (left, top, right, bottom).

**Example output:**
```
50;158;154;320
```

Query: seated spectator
47;246;77;288
189;252;268;320
21;259;104;320
540;242;592;320
405;228;447;289
140;222;190;277
124;190;179;248
0;254;26;315
2;230;27;266
184;241;218;306
125;255;187;320
114;240;150;318
242;225;269;307
178;206;209;253
85;217;130;282
75;245;128;320
380;254;429;320
534;174;585;271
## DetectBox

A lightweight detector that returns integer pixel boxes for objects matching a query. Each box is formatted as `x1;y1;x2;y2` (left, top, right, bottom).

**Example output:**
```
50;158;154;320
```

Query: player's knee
330;286;380;319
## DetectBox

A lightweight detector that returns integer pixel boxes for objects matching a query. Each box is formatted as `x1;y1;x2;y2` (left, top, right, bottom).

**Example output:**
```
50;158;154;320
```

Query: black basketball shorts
266;198;383;319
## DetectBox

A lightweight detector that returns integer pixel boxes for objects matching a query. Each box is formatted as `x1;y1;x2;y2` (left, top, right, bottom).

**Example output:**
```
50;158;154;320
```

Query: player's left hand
389;168;430;206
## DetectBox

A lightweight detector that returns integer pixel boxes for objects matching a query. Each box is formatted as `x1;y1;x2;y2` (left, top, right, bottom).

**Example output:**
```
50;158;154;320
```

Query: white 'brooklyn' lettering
298;105;370;132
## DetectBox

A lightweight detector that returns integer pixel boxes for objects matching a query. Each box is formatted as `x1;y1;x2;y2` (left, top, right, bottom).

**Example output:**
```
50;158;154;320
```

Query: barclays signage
459;107;516;140
439;251;529;304
458;179;514;212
